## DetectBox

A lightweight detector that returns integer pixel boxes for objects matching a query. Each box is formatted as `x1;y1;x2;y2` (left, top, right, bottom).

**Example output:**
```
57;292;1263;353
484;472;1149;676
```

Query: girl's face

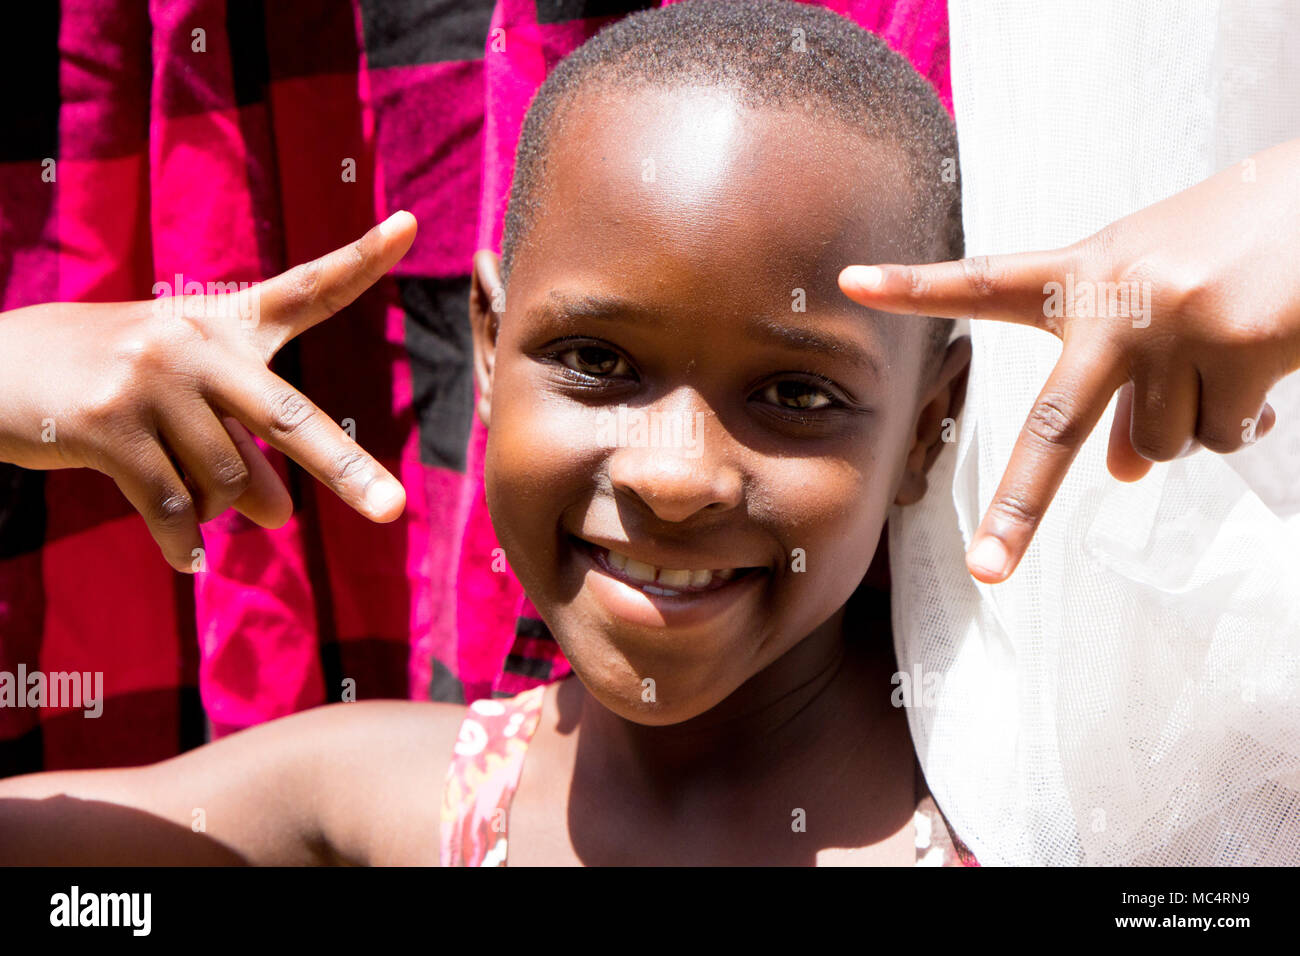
473;87;965;725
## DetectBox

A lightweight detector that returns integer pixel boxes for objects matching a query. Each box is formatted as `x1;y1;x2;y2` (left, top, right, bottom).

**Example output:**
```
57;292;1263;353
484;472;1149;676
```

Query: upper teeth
605;548;736;589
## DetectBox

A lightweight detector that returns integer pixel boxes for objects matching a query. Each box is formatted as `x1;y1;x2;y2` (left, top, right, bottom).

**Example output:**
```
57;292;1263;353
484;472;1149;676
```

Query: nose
605;393;743;524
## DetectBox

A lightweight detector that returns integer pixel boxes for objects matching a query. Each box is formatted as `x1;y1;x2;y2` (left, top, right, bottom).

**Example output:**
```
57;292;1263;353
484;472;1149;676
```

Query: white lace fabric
890;0;1300;865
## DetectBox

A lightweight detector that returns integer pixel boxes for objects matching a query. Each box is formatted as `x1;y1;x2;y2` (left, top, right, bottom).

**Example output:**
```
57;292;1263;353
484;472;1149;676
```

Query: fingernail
843;265;883;291
364;478;404;516
967;536;1008;578
378;210;412;238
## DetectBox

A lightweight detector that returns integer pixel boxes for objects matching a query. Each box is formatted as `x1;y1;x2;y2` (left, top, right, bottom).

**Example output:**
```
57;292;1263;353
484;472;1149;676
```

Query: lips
569;535;768;630
572;536;758;597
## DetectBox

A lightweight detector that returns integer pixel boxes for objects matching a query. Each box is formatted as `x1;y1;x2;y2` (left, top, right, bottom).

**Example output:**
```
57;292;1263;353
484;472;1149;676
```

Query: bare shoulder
282;698;467;764
204;697;467;783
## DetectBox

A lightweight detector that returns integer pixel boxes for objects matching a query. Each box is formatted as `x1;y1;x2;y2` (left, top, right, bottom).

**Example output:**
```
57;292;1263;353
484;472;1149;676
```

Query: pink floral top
440;684;979;866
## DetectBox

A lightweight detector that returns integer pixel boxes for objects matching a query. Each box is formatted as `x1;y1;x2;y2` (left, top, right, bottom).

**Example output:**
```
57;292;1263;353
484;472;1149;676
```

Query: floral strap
439;685;547;866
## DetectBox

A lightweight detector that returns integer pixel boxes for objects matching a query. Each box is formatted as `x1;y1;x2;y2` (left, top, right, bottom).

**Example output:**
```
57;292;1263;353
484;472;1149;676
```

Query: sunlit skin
0;85;970;868
471;86;970;863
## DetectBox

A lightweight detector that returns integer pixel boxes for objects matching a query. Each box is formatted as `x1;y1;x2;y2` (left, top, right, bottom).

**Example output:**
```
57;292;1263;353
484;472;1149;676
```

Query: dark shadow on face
472;85;968;729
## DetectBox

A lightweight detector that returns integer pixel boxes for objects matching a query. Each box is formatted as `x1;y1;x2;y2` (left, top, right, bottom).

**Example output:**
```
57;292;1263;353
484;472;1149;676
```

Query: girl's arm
0;699;463;865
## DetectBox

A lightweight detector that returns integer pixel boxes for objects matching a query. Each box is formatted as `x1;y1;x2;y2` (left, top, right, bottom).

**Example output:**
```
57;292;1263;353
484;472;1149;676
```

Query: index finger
215;364;406;523
838;247;1075;325
965;340;1127;583
244;210;418;361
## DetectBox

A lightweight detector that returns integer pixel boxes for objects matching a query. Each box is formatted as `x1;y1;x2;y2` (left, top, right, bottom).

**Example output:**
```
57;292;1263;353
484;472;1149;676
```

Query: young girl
0;2;976;866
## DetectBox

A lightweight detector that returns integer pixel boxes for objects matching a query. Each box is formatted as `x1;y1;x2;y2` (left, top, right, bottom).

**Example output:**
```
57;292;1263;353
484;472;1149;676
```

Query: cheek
759;422;905;610
484;359;603;548
767;457;884;580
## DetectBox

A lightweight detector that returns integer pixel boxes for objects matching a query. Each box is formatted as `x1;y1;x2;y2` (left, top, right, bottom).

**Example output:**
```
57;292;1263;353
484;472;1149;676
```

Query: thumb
245;210;418;361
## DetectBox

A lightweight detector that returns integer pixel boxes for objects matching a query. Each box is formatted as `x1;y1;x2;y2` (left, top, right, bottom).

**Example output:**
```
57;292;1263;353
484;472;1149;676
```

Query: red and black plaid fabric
0;0;504;774
0;0;950;776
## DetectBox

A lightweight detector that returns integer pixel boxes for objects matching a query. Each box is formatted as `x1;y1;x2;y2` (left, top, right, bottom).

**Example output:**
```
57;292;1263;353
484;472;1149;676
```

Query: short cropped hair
499;0;962;370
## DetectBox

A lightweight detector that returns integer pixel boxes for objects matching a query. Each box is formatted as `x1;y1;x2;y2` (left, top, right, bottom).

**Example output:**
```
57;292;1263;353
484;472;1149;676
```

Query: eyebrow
529;291;883;375
527;292;662;326
747;316;882;376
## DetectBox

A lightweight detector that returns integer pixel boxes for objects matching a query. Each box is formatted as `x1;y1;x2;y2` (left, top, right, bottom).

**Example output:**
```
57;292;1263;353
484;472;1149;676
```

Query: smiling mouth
571;536;763;597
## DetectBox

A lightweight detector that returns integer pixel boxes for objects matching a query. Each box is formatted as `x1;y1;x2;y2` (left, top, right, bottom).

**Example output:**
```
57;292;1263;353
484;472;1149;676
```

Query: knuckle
1023;394;1085;447
347;236;381;286
960;255;998;298
75;431;120;476
79;390;151;456
112;432;157;468
285;259;325;311
327;448;370;489
903;266;930;310
1196;423;1241;454
151;488;196;529
959;255;998;319
265;389;315;437
347;236;370;273
116;331;168;375
1169;277;1216;320
987;491;1042;532
1129;427;1180;462
1115;256;1160;291
1083;225;1116;263
80;384;127;429
1206;314;1265;351
1120;256;1215;321
1128;381;1184;461
211;454;252;496
109;313;210;385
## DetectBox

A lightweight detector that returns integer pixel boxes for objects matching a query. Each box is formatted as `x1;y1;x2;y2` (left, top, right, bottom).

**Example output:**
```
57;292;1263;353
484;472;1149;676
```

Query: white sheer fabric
890;0;1300;865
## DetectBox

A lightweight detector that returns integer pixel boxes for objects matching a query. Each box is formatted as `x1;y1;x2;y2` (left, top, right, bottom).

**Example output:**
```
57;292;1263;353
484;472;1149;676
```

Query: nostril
608;464;744;524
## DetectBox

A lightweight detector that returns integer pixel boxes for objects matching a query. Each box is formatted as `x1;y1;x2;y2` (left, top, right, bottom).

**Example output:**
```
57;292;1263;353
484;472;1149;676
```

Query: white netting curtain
890;0;1300;865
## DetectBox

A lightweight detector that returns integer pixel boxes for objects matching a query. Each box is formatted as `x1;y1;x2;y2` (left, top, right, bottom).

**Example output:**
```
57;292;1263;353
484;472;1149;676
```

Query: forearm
0;727;331;866
0;767;249;865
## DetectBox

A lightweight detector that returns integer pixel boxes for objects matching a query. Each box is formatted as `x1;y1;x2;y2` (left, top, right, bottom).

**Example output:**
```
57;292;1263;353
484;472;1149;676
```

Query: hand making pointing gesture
840;138;1300;585
0;211;418;573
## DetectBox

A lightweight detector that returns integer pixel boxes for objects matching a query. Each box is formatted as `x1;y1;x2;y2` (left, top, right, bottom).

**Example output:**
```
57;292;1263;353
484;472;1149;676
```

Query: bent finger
966;341;1126;583
1175;401;1276;460
215;365;405;522
1106;381;1153;482
1195;373;1273;454
1128;363;1200;463
112;437;205;573
155;402;253;524
222;416;293;529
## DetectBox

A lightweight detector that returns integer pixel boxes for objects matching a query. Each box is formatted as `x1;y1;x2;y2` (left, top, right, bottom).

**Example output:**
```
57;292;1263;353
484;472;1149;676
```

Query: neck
570;607;891;792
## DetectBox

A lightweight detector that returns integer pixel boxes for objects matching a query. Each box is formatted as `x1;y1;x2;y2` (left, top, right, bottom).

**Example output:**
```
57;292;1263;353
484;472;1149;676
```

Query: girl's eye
759;380;835;410
558;345;631;378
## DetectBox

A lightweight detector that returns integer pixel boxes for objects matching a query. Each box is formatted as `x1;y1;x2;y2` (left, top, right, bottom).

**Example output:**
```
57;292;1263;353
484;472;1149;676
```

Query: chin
551;622;754;726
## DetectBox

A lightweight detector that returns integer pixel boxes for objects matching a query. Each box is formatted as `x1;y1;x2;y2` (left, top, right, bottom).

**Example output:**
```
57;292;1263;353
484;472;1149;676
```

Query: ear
469;250;505;428
894;335;971;506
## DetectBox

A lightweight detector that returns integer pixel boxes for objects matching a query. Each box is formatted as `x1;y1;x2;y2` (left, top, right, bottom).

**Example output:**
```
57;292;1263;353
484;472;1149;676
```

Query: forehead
511;85;920;317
